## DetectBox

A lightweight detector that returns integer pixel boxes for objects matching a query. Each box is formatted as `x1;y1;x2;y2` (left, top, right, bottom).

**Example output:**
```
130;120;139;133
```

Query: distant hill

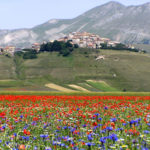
134;44;150;53
1;1;150;47
0;49;150;92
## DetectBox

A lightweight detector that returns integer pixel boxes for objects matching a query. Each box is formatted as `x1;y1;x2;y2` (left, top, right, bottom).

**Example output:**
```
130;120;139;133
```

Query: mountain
1;1;150;47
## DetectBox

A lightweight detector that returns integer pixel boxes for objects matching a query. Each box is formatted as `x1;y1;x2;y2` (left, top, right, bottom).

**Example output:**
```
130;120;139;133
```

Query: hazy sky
0;0;150;29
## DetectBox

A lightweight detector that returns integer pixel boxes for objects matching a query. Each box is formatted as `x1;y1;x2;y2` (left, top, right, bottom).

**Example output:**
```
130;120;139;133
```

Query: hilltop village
0;32;137;55
58;32;120;49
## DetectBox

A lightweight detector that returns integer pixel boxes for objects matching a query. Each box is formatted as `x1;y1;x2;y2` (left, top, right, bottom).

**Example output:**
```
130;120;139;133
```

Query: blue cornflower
100;137;107;143
98;124;103;127
33;137;37;140
32;121;37;126
34;146;38;150
43;125;48;129
52;141;57;145
122;123;127;126
82;124;87;127
106;126;113;131
109;133;118;141
104;106;108;110
93;126;98;130
132;139;137;144
73;146;79;150
40;134;48;138
110;118;117;122
85;142;95;146
87;134;93;141
115;128;123;131
137;118;141;122
98;118;102;121
63;126;67;129
95;113;100;116
60;143;65;147
100;129;106;133
71;128;76;133
129;120;135;126
23;124;29;129
55;130;59;132
22;136;29;141
143;130;150;134
135;123;140;126
141;146;149;150
6;141;9;145
57;137;62;141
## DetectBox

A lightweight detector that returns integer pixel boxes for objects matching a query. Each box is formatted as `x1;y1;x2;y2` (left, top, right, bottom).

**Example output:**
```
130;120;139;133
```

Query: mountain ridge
1;1;150;47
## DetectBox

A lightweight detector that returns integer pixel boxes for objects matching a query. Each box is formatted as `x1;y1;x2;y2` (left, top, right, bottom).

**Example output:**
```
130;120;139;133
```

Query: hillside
134;44;150;53
1;1;150;47
0;49;150;92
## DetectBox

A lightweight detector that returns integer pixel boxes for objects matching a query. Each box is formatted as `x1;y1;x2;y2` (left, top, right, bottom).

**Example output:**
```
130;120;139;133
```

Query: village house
3;46;16;54
107;41;120;47
32;43;41;51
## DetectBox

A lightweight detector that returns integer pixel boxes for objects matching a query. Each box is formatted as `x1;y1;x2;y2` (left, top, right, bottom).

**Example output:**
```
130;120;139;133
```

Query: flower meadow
0;95;150;150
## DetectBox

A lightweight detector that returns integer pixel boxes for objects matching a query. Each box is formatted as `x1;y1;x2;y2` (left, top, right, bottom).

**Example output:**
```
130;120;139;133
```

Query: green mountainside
0;49;150;92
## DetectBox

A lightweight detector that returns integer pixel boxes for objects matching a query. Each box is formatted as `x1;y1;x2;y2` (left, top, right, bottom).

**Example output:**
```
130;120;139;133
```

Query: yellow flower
140;134;144;138
122;145;128;148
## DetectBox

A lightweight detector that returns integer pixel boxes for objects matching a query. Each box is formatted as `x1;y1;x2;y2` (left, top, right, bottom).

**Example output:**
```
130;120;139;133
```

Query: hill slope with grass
0;49;150;92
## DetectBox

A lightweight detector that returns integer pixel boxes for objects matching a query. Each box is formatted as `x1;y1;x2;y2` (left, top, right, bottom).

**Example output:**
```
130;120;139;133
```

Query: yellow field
68;84;90;92
45;83;75;92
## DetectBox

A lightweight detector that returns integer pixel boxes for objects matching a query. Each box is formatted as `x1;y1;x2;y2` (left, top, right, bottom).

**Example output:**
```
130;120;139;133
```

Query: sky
0;0;150;29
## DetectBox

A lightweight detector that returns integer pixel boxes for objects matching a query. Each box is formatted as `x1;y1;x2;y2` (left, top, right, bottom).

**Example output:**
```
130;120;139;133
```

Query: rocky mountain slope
0;1;150;47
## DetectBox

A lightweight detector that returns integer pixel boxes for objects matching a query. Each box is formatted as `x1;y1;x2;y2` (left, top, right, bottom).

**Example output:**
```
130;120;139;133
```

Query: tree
40;43;47;52
15;51;24;57
39;40;75;56
100;43;107;49
51;40;62;51
115;43;126;50
65;41;73;48
23;50;37;59
74;44;79;48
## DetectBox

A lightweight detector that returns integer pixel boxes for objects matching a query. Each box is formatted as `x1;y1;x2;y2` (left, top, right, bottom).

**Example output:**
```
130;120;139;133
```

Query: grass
0;49;150;92
0;55;15;79
0;91;150;96
78;83;100;92
86;80;119;92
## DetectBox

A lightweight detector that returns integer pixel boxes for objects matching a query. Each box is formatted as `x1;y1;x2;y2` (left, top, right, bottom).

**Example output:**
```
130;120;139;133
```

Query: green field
0;48;150;92
0;91;150;96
